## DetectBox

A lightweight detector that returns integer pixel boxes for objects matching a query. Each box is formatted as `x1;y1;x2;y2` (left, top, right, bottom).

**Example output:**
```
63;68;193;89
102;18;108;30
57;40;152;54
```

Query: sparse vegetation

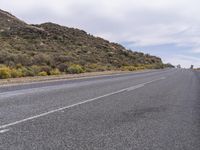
67;64;85;74
50;68;61;75
196;68;200;70
10;68;23;78
0;9;169;79
0;66;11;79
38;71;48;76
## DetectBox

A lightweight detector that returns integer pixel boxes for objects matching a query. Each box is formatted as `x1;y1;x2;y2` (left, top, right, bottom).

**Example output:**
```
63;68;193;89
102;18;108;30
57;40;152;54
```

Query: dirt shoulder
0;70;148;86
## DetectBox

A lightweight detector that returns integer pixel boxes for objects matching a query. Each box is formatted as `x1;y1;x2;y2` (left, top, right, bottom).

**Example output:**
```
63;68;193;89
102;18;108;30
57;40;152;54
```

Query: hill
0;9;164;78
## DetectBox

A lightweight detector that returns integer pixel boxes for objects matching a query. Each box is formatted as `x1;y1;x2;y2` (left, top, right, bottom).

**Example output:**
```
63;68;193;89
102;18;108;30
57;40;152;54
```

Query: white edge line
0;71;155;97
0;70;153;87
0;129;10;133
0;77;166;129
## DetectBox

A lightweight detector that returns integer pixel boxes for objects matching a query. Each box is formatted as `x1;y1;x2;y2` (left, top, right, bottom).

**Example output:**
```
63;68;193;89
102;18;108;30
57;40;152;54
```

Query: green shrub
154;63;164;69
40;66;51;75
57;63;68;72
32;53;51;65
38;71;48;76
0;67;11;79
30;65;41;75
16;64;23;69
21;67;35;77
50;69;61;75
67;64;84;74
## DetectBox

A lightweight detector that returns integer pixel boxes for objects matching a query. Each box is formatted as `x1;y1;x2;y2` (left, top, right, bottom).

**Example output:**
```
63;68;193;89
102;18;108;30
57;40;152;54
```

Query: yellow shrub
38;71;48;76
123;66;137;71
0;67;11;79
86;63;107;72
50;69;61;75
67;64;84;74
11;68;23;78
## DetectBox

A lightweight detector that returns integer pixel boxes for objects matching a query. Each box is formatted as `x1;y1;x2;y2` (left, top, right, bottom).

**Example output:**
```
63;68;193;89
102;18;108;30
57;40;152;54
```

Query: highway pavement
0;69;199;150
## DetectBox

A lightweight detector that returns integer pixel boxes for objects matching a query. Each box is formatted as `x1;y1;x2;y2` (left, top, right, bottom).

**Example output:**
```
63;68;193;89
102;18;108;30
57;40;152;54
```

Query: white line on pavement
0;72;156;98
0;129;10;133
0;77;166;129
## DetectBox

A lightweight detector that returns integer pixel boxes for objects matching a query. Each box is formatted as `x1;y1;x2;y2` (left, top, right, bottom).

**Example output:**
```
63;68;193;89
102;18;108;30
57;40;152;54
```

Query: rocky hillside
0;9;164;78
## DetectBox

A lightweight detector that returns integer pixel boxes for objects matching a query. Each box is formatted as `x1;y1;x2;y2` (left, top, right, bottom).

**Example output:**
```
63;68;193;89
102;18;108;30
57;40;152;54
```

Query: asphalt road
0;69;200;150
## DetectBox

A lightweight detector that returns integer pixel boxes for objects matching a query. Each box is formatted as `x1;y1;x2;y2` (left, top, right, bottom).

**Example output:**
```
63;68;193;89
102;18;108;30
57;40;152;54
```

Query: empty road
0;69;200;150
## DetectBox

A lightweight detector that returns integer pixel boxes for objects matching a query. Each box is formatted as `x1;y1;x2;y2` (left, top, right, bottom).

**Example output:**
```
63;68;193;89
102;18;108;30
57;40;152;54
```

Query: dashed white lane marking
0;129;10;133
0;77;166;129
126;84;144;91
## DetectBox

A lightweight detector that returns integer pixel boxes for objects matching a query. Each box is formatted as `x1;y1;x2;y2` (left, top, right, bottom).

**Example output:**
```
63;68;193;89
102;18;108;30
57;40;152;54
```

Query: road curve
0;69;200;150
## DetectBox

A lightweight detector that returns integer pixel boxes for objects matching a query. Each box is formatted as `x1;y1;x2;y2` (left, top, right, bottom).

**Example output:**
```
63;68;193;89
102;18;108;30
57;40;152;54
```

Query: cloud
192;48;200;53
1;0;200;67
165;55;200;68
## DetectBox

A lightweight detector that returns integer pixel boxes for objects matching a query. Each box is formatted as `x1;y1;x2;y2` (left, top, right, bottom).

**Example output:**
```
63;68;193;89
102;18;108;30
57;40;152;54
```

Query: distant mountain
0;9;164;78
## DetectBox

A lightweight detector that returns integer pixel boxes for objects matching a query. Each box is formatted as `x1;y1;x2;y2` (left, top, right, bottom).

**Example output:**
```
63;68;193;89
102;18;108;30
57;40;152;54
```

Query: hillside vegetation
0;9;166;79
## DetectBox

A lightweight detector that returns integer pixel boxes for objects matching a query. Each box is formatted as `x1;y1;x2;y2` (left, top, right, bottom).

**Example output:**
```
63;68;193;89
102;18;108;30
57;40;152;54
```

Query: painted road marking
126;84;144;91
0;77;166;129
0;70;171;98
0;129;10;133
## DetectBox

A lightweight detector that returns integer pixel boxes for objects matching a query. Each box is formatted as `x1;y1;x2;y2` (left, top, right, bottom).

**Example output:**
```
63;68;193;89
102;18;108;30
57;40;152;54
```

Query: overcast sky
1;0;200;68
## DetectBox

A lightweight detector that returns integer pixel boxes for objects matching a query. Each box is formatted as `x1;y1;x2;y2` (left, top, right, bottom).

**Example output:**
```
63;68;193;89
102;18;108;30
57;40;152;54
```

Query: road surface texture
0;69;199;150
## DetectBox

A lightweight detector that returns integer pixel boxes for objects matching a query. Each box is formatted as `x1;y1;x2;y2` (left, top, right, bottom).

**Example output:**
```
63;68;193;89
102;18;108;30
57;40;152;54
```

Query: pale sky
1;0;200;68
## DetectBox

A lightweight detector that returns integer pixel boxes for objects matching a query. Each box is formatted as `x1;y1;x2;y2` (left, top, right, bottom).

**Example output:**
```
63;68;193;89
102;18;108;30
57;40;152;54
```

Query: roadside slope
0;9;165;79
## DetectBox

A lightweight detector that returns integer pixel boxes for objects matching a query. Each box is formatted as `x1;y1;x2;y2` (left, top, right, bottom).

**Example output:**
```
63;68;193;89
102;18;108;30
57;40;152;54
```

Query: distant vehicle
177;64;181;69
